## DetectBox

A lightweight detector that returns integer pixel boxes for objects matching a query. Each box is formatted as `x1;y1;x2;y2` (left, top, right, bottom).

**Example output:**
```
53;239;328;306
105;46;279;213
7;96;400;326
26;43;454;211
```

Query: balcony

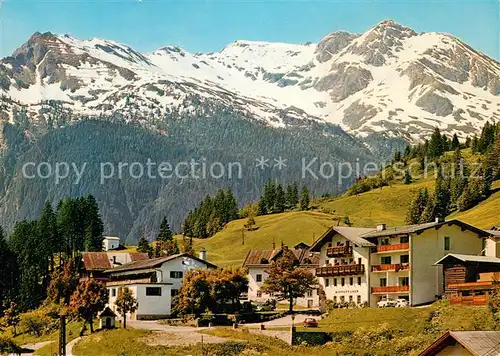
316;264;365;277
327;245;353;258
374;243;409;253
371;263;410;273
371;285;410;294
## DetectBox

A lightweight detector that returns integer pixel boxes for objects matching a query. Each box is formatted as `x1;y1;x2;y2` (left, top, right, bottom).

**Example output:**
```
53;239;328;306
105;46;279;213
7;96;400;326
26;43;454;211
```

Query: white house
103;236;121;251
104;252;217;320
242;246;320;309
309;219;491;307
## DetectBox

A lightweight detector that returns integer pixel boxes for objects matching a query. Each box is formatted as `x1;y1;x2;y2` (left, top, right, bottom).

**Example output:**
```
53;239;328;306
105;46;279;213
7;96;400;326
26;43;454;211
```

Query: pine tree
291;182;299;207
83;195;104;252
137;236;153;257
285;184;294;209
403;169;412;185
393;150;402;163
419;198;436;223
434;172;451;220
428;127;444;159
275;183;286;213
403;145;411;160
451;134;460;150
406;188;429;224
157;217;173;242
38;201;59;272
299;186;310;211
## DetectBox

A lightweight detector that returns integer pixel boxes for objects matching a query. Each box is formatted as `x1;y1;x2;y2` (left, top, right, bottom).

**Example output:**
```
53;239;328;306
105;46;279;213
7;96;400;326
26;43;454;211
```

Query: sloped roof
486;230;500;238
309;226;375;251
242;247;319;267
82;252;150;271
435;253;500;265
99;307;116;318
361;220;490;239
83;253;112;271
104;253;217;273
420;330;500;356
104;236;120;240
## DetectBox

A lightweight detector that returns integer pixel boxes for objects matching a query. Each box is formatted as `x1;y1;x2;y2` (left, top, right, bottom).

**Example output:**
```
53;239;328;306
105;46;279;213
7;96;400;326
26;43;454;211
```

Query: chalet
104;251;217;320
419;331;500;355
242;245;320;309
434;254;500;305
309;219;491;307
81;251;149;281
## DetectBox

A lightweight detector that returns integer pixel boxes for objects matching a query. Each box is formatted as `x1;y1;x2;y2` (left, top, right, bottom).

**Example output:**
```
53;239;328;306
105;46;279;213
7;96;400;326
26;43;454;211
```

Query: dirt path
7;341;53;356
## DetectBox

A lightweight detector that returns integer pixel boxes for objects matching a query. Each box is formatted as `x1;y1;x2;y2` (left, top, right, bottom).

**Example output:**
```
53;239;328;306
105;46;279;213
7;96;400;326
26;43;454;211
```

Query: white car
395;298;409;307
377;298;397;308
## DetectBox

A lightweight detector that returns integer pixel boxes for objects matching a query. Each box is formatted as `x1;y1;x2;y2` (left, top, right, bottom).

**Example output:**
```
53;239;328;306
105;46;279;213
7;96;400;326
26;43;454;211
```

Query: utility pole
241;228;245;245
59;315;66;356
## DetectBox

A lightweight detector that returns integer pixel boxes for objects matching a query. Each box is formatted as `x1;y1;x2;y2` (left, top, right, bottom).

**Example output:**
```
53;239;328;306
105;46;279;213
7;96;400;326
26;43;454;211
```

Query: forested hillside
0;113;384;243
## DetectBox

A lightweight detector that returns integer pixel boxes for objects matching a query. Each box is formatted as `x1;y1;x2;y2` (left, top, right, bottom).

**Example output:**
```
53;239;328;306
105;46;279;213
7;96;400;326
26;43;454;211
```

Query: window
325;278;330;287
349;277;354;286
170;271;183;279
400;277;409;286
400;235;409;243
444;236;451;251
357;295;362;304
307;290;313;297
333;296;337;303
256;274;262;282
146;287;162;296
341;278;345;287
358;258;362;265
171;289;179;297
380;278;387;287
334;278;337;287
400;255;409;263
340;296;345;303
381;256;392;264
381;238;390;246
349;295;353;303
357;277;362;285
256;290;262;298
111;288;116;297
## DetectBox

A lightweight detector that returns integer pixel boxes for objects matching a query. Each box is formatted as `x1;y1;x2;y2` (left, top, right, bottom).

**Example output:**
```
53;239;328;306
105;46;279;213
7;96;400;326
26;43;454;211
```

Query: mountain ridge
1;20;499;143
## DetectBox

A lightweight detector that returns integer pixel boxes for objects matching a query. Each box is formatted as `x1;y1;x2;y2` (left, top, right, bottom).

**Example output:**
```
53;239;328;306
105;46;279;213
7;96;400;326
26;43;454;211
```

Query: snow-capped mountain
1;20;499;141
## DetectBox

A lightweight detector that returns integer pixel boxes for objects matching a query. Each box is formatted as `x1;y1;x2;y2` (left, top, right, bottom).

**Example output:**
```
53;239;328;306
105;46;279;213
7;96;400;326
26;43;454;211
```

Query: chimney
376;224;387;232
199;248;207;261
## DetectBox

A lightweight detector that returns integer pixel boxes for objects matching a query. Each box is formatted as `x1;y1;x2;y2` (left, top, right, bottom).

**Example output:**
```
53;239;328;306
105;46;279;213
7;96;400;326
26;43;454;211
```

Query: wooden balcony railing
316;264;365;277
371;263;410;272
448;281;494;290
371;285;409;293
450;295;488;306
327;245;353;257
375;243;410;253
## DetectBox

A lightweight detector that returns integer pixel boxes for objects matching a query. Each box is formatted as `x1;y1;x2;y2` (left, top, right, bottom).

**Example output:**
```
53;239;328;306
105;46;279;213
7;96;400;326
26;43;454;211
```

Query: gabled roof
104;253;217;273
99;307;116;318
419;331;500;356
309;226;375;252
486;230;500;238
435;253;500;265
361;220;490;239
104;236;120;240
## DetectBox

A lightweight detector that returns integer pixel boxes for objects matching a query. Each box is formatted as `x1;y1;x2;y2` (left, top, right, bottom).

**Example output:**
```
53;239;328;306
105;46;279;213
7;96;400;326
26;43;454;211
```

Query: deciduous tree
69;279;108;335
115;287;137;329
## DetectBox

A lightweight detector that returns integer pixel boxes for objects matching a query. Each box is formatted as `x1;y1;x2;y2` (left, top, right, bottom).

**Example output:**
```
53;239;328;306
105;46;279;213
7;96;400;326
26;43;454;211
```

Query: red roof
83;253;112;271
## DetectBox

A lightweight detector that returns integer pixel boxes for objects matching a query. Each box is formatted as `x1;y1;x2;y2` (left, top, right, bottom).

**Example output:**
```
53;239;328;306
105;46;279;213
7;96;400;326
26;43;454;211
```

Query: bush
19;310;55;337
0;336;22;354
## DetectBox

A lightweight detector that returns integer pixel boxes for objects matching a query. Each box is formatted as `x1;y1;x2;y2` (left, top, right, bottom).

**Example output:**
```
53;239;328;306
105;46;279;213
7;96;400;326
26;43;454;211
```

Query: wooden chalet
419;331;500;356
435;253;500;305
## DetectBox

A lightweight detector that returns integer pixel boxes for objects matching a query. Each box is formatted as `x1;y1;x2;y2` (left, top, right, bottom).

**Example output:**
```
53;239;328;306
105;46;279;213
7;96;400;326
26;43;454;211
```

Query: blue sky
1;0;499;59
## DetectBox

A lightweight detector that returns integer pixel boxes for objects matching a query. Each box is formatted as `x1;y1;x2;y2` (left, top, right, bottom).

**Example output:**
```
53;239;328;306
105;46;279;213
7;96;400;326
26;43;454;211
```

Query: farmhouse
434;253;500;306
243;245;320;309
81;251;149;281
104;251;217;320
309;219;491;307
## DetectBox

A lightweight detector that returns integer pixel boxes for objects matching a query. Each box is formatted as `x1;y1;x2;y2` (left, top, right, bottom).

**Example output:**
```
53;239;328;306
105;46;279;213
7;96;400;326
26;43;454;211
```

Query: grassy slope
185;211;335;266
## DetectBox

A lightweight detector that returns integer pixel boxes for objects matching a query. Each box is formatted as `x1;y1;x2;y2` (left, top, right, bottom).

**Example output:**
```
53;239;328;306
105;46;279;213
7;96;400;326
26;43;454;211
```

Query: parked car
377;298;397;308
395;298;409;307
303;318;318;328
